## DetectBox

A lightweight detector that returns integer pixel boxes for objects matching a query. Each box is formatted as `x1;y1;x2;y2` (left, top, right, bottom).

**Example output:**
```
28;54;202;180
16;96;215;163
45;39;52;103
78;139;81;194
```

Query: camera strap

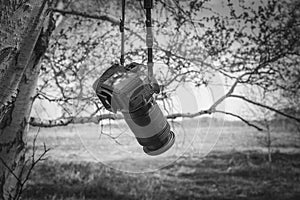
144;0;154;79
120;0;126;66
119;0;157;91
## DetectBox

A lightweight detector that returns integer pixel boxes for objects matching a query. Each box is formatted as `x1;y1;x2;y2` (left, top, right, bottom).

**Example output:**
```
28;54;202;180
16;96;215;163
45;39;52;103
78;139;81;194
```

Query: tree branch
214;110;263;131
166;110;210;119
15;131;51;200
0;157;22;184
30;109;214;128
207;72;250;112
29;113;123;127
229;94;300;123
29;108;265;132
50;8;119;24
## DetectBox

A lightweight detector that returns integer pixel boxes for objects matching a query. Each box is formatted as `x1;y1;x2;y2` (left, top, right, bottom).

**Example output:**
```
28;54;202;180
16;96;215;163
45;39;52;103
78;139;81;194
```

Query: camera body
93;63;175;156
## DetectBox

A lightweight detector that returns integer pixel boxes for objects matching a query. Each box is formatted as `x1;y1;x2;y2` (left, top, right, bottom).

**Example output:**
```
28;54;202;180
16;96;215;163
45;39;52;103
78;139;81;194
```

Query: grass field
23;151;300;200
23;120;300;199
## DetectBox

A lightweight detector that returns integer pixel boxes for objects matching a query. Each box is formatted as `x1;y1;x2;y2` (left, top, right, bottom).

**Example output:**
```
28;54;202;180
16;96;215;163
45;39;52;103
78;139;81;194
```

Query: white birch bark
0;0;51;199
0;46;43;200
0;0;48;117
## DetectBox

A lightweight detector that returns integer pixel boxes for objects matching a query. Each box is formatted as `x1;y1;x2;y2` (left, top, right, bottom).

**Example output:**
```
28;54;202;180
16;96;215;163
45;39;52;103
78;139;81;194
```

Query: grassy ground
23;151;300;200
22;122;300;199
26;122;300;164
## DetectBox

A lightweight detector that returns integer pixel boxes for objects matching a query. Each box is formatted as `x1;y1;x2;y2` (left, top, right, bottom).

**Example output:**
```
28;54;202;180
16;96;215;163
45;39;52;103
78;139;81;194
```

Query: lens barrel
124;91;175;156
137;123;175;155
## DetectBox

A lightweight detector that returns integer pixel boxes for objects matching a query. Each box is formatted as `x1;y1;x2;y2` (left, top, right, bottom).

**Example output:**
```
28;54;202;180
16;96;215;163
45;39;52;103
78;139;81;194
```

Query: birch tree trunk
0;0;52;199
0;0;48;118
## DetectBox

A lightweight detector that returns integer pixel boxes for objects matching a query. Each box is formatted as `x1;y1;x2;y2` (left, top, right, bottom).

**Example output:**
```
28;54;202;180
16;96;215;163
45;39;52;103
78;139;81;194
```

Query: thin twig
0;157;22;183
99;131;123;145
15;128;51;200
229;94;300;123
214;110;264;131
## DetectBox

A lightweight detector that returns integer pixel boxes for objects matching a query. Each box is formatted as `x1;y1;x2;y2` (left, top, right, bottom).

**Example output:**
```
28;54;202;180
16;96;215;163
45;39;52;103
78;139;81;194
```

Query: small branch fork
0;129;51;200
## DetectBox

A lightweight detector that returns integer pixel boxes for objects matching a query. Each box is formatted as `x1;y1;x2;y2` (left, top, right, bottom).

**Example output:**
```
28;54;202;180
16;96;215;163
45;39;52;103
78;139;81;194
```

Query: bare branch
99;131;124;145
29;113;123;127
208;73;250;112
230;94;300;123
0;157;22;183
214;110;264;131
15;129;51;200
29;107;281;132
166;110;211;119
50;8;119;24
30;111;212;128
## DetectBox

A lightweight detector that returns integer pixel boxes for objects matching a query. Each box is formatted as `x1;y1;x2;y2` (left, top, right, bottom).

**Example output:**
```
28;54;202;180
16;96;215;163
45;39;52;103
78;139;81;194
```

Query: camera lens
123;85;175;155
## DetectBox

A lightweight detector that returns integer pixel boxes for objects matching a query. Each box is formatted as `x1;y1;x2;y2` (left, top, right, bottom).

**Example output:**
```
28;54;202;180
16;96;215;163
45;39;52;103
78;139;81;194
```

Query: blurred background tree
30;0;300;127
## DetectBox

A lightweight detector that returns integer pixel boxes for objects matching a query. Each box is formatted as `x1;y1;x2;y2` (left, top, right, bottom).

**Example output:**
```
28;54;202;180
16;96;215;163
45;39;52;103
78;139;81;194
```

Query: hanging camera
93;63;175;155
93;0;175;155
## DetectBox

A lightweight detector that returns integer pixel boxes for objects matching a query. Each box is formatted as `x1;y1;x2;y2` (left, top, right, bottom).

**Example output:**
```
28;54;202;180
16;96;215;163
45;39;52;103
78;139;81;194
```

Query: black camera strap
120;0;155;83
120;0;126;66
144;0;154;79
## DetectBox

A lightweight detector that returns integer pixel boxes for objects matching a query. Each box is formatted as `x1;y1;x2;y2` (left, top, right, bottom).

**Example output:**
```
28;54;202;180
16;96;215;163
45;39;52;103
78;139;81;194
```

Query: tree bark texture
0;0;52;199
0;0;48;119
